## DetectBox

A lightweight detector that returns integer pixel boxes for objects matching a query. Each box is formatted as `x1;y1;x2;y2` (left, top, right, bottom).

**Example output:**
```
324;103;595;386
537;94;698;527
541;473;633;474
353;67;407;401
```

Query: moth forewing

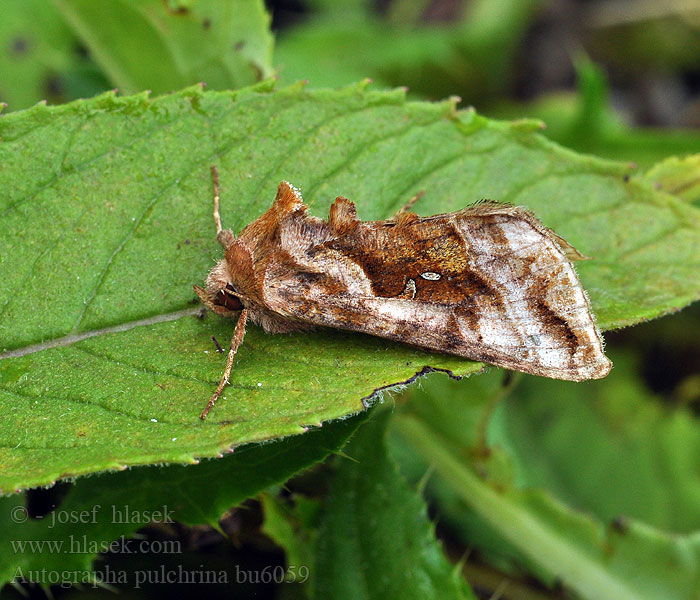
196;168;611;418
259;195;611;381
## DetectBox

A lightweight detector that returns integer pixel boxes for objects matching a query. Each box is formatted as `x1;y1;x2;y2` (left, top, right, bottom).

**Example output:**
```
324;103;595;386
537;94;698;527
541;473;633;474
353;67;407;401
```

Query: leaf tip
446;95;462;117
284;79;309;94
342;79;373;94
252;78;277;94
454;106;482;132
178;84;207;104
510;118;546;133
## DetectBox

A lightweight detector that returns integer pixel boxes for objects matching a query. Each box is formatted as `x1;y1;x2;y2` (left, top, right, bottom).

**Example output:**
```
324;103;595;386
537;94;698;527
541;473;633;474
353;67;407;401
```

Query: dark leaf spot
10;36;30;56
44;75;63;97
161;0;189;15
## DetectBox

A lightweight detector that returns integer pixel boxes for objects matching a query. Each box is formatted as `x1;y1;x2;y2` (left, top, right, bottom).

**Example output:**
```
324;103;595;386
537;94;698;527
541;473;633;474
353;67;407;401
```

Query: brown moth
194;167;611;419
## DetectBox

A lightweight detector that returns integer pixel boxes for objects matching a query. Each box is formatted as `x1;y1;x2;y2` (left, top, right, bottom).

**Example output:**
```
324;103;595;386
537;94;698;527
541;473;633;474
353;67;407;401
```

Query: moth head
194;240;259;317
194;258;244;317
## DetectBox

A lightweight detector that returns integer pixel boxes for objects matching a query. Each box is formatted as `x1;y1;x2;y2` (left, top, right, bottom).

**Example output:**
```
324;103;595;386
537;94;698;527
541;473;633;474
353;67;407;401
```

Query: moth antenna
211;165;223;234
211;165;235;248
394;189;425;218
200;308;249;420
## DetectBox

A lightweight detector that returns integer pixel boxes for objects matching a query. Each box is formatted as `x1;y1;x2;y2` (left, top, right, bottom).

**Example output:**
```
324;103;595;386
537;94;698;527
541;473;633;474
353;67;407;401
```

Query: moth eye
214;284;244;311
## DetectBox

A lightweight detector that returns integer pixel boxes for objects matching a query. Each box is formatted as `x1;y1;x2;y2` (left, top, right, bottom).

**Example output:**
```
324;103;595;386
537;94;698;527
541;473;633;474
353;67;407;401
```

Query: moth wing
262;202;611;381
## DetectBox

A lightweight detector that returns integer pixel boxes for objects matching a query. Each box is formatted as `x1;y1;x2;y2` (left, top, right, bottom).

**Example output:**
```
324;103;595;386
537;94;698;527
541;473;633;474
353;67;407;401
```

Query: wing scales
262;201;611;381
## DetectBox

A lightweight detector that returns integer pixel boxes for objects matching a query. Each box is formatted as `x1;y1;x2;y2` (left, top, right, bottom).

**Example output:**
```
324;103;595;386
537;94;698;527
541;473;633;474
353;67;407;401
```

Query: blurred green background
3;0;700;167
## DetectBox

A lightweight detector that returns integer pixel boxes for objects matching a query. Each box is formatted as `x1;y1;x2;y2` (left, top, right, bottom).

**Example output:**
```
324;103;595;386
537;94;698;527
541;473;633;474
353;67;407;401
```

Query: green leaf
260;492;317;583
645;154;700;206
0;409;366;585
52;0;274;95
490;350;700;533
0;0;92;111
394;410;700;600
1;81;700;493
314;409;474;600
390;355;700;600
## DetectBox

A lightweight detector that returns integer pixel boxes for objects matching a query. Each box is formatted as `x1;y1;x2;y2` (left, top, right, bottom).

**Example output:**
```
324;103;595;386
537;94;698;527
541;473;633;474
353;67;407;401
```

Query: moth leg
210;165;235;248
200;308;249;420
393;189;425;218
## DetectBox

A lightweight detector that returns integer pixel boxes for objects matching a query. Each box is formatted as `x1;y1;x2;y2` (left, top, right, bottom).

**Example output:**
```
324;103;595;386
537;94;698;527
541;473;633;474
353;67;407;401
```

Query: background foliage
1;1;699;598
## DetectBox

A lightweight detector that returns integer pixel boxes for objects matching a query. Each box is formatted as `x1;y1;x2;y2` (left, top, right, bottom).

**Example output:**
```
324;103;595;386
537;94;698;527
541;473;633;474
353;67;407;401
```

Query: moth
194;167;611;419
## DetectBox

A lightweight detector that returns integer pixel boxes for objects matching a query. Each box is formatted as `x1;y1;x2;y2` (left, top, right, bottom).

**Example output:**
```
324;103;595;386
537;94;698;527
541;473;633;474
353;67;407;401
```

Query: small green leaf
261;492;316;582
1;81;700;492
645;154;700;206
52;0;274;95
314;409;474;600
0;409;366;585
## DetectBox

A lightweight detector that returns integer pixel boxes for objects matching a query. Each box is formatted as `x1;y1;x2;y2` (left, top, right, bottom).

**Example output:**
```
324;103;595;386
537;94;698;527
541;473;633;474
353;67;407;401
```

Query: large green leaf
390;352;700;600
0;409;367;585
1;81;700;493
52;0;273;95
394;411;700;600
314;409;474;600
491;351;700;533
